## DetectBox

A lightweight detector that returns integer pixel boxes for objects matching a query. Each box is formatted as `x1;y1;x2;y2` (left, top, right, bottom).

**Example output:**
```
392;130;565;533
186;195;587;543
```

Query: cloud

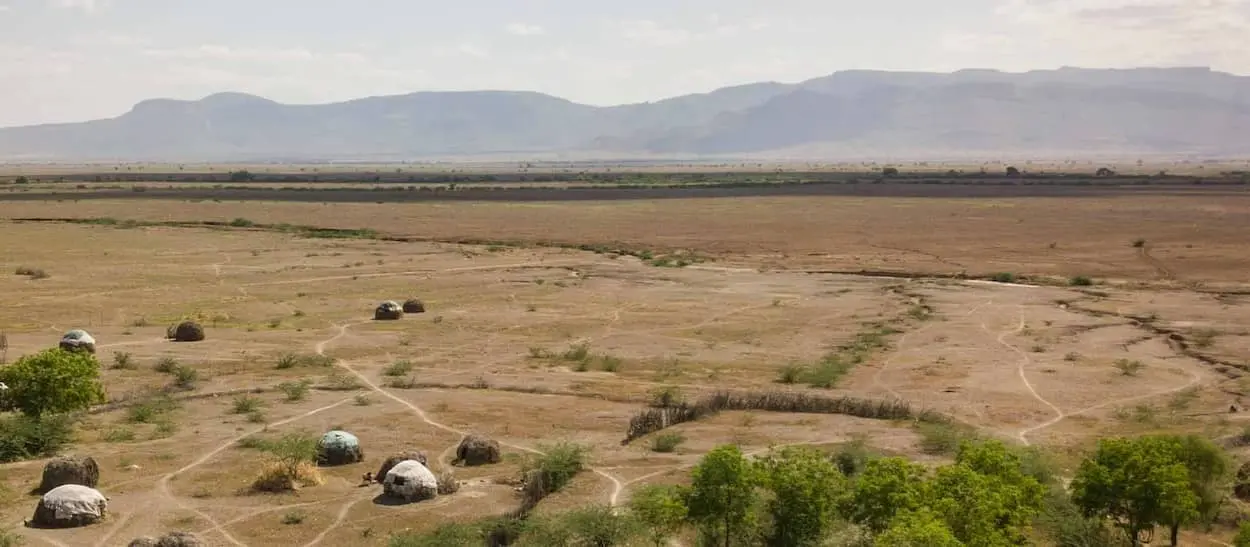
505;23;544;36
962;0;1250;70
51;0;106;12
613;17;754;48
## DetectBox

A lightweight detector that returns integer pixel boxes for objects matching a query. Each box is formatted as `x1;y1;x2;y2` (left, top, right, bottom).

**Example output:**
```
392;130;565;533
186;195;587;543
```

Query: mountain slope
1;67;1247;160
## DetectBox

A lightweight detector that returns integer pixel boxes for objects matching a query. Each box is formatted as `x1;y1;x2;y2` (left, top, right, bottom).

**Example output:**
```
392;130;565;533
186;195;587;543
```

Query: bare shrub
1113;358;1146;376
437;471;459;495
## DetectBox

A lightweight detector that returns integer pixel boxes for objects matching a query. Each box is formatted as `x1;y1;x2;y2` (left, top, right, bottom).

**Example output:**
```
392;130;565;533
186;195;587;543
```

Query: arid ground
1;177;1250;545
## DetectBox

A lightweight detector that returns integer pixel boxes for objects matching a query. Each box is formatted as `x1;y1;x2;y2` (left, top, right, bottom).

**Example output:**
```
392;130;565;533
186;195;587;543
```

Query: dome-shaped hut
168;321;205;342
59;330;97;354
374;301;403;321
36;455;99;494
316;430;364;466
382;460;437;503
402;299;425;314
454;434;502;466
375;451;429;483
30;484;107;528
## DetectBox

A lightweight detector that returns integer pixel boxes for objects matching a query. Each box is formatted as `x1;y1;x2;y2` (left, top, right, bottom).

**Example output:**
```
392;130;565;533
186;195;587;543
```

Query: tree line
398;435;1248;546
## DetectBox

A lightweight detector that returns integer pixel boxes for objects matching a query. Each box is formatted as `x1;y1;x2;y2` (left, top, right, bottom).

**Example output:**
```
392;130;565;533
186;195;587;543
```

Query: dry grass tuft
252;461;323;493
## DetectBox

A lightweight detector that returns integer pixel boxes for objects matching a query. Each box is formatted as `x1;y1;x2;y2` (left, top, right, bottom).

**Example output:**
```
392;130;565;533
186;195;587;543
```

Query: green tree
1235;521;1250;547
874;509;963;547
1154;434;1232;546
629;484;689;546
0;348;105;417
518;507;640;547
755;445;846;546
926;440;1045;546
686;445;760;547
389;522;482;547
1071;437;1198;546
844;457;926;532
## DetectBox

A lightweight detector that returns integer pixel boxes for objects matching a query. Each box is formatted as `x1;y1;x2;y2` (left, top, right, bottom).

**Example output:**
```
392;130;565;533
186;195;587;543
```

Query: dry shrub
402;299;426;314
252;461;323;492
622;390;941;444
437;471;460;495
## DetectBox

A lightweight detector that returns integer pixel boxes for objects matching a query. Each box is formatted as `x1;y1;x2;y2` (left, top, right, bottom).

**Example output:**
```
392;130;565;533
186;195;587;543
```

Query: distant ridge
1;67;1248;161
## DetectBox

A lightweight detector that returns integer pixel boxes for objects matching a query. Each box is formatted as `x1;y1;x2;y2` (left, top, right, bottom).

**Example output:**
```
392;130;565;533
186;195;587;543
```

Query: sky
0;0;1248;127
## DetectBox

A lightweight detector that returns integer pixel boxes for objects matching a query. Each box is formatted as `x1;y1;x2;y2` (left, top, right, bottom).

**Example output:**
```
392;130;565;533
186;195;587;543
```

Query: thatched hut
382;460;437;503
30;484;107;528
402;299;426;314
454;434;501;466
316;430;364;466
36;455;99;494
59;329;97;354
374;301;403;321
128;532;204;547
375;451;429;483
168;321;205;342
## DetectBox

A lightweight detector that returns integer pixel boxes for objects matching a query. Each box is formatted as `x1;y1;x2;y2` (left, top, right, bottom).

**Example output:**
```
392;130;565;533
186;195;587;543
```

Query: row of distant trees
881;166;1118;177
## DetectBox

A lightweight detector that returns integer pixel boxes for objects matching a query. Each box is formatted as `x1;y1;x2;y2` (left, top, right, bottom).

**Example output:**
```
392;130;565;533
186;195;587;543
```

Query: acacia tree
686;445;759;547
755;445;847;546
0;348;105;417
1071;437;1197;546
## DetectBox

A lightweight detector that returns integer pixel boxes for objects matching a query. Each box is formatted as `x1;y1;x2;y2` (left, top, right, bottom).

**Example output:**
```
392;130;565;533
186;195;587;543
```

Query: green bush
231;394;263;414
383;360;415;376
126;395;179;424
775;363;806;384
521;442;589;507
0;348;105;417
1069;275;1094;287
0;413;75;463
171;365;199;390
651;433;685;453
915;421;978;456
278;380;311;402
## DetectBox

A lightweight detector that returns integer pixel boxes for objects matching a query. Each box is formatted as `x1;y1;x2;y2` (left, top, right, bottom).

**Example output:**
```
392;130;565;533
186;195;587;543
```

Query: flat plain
1;172;1250;545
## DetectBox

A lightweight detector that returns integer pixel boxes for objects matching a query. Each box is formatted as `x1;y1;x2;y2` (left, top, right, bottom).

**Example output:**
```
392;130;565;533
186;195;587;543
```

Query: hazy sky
0;0;1247;127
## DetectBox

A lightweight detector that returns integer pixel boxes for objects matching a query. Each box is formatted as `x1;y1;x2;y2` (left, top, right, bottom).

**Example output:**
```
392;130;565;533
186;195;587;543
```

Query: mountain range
2;67;1249;161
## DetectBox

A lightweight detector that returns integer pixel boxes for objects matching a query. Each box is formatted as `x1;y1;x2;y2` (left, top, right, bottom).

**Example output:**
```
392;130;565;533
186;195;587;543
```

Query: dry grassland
1;190;1249;545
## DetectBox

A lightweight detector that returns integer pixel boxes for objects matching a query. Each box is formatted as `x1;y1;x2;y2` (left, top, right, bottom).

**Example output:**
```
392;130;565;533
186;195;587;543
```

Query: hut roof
41;484;107;520
385;460;437;488
61;330;96;344
319;430;359;449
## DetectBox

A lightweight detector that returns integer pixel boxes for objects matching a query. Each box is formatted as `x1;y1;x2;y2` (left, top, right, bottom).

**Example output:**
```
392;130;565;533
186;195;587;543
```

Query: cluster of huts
319;429;501;503
52;319;207;357
15;298;458;538
374;298;426;320
21;430;501;538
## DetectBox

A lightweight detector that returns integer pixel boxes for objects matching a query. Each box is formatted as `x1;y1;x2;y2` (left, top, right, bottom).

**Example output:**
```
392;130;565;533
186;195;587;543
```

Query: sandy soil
0;201;1247;545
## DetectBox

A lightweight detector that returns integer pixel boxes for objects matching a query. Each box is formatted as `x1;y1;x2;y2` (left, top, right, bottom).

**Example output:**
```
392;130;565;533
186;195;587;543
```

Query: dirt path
983;307;1065;446
316;322;628;507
